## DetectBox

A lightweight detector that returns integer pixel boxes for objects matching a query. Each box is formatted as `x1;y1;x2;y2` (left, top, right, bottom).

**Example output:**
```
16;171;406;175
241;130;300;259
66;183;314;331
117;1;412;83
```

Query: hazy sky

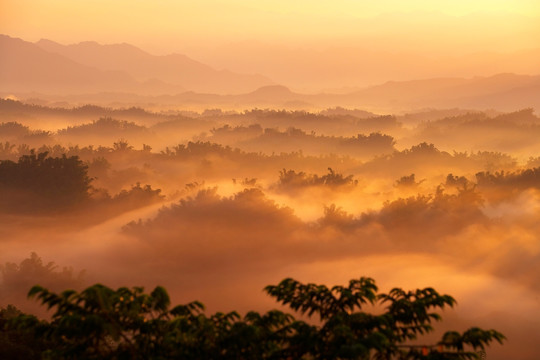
2;0;539;54
2;0;540;90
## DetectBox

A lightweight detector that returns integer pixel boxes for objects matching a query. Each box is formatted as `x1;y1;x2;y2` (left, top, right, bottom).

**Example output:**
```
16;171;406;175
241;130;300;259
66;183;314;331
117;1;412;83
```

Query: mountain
191;41;540;92
35;38;274;94
0;34;149;94
145;74;540;111
3;34;538;112
344;73;540;110
447;76;540;110
0;35;190;95
15;73;538;112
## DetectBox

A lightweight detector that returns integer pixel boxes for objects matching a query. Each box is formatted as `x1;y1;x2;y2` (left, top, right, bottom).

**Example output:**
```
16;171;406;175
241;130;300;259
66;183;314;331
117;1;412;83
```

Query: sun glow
1;0;539;55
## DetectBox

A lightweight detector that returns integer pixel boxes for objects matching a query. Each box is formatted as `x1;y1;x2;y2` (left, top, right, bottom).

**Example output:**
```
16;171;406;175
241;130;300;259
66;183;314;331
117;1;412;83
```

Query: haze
2;0;540;90
1;1;539;359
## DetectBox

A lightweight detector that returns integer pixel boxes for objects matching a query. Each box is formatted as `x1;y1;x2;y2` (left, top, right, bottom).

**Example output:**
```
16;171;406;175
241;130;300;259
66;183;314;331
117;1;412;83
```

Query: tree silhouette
277;168;357;191
0;277;504;359
266;278;504;359
0;151;92;211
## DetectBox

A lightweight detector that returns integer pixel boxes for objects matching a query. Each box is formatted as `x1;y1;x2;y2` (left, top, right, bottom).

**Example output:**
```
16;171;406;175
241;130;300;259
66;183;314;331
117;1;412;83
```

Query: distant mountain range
0;35;274;95
340;73;540;111
1;34;539;112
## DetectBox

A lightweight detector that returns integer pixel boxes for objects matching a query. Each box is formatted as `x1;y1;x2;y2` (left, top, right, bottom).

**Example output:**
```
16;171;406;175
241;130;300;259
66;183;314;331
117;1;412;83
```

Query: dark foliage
0;151;92;212
395;174;425;188
476;167;540;190
277;168;358;191
1;278;504;359
0;305;49;360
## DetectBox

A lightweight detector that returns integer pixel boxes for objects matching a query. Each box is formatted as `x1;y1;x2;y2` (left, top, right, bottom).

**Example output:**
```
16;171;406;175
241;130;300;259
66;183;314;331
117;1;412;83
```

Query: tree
0;304;48;359
0;151;92;211
2;277;504;359
265;278;504;359
113;139;134;152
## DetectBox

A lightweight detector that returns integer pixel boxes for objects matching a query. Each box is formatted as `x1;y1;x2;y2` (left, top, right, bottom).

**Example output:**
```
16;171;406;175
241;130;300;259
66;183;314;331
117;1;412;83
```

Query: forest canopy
0;104;537;359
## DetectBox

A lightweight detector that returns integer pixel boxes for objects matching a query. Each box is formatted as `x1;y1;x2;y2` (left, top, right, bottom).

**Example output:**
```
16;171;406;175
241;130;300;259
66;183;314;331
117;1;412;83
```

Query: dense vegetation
276;168;358;191
0;278;503;359
0;151;91;211
0;151;163;216
2;104;537;358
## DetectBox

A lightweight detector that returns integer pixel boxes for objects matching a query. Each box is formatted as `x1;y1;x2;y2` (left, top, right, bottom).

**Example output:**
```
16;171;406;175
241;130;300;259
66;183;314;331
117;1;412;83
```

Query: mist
1;101;539;359
1;1;540;358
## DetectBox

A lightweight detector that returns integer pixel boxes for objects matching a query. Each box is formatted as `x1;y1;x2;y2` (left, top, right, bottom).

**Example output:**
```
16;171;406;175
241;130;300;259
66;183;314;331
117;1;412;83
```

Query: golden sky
2;0;539;54
2;0;539;90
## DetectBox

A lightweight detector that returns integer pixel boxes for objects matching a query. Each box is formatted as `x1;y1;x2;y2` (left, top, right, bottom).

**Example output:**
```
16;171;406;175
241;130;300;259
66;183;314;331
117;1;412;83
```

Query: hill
35;38;274;94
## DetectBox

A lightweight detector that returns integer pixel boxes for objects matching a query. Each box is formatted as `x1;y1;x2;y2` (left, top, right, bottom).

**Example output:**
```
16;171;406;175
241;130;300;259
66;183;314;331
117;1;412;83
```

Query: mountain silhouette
2;34;539;111
241;85;295;101
35;38;274;94
340;73;540;110
156;74;540;111
0;34;144;94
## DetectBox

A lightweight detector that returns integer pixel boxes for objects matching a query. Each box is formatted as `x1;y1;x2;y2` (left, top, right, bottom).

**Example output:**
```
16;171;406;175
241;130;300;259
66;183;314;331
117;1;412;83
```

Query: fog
1;102;539;359
1;1;539;357
4;2;540;92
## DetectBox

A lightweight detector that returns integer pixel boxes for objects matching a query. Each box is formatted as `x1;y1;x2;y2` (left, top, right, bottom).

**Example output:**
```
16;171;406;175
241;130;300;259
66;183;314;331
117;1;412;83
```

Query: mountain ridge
4;73;539;113
35;37;274;94
2;34;539;111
